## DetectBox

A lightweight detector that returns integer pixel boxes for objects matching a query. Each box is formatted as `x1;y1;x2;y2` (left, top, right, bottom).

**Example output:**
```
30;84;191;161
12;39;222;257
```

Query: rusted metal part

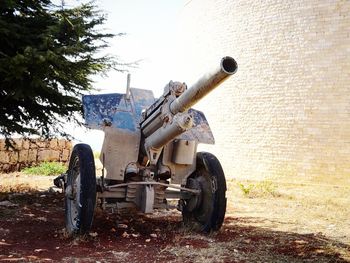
105;181;201;194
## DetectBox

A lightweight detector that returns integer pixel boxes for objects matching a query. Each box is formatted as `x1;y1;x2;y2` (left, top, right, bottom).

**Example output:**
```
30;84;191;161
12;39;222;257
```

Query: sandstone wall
0;138;72;172
176;0;350;180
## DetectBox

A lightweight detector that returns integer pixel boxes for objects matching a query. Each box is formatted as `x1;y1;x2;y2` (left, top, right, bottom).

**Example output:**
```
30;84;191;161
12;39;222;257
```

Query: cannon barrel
170;56;238;114
143;56;237;164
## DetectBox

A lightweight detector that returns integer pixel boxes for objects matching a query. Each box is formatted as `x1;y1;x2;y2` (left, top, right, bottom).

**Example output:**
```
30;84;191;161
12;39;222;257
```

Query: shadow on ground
0;191;349;262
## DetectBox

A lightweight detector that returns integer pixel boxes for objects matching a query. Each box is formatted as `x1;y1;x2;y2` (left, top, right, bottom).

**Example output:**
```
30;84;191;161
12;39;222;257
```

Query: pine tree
0;0;122;143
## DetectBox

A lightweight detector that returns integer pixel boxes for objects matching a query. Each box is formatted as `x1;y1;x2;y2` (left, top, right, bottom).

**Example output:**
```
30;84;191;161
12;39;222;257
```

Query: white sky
67;0;186;150
93;0;186;95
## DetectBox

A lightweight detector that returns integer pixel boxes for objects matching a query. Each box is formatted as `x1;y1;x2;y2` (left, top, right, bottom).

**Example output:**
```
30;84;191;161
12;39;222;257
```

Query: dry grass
162;173;350;262
226;174;350;244
236;180;279;198
0;172;55;192
144;173;347;262
165;242;228;263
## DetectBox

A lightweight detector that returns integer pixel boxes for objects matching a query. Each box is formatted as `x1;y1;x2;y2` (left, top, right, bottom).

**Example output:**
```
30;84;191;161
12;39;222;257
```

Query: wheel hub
185;178;202;212
65;185;74;199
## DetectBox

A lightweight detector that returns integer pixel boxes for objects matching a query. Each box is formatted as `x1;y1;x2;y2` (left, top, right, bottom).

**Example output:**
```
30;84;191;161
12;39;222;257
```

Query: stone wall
176;0;350;180
0;138;72;172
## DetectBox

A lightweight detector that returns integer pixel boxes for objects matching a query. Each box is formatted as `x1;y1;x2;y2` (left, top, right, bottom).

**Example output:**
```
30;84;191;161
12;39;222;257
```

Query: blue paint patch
112;111;136;132
82;89;155;132
83;93;123;129
130;88;156;119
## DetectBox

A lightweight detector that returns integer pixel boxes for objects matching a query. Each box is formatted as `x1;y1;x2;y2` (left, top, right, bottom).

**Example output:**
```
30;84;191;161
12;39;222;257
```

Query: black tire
182;152;227;232
65;143;96;235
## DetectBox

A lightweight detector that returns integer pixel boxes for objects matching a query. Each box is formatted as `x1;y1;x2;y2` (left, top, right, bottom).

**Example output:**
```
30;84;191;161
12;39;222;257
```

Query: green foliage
237;180;278;198
0;0;124;141
23;161;66;176
237;182;254;196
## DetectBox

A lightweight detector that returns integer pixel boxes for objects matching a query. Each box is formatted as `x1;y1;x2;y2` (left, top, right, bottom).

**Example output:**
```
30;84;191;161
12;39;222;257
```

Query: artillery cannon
55;56;238;235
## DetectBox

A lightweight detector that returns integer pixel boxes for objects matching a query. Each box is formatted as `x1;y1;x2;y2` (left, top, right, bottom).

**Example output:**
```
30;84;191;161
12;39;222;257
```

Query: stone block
65;140;73;150
61;149;71;162
18;149;29;163
22;139;30;150
0;140;5;151
0;151;10;163
28;149;38;162
12;138;22;150
37;149;50;162
9;151;19;164
58;139;66;149
29;141;38;148
34;139;49;148
50;150;61;161
38;149;60;162
49;139;58;149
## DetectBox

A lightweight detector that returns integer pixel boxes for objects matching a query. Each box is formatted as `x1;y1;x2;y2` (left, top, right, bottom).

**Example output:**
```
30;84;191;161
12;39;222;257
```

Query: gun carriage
55;56;238;235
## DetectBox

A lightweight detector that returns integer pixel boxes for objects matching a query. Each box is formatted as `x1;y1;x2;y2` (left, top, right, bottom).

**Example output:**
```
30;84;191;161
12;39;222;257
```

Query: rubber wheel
182;152;227;232
65;143;96;235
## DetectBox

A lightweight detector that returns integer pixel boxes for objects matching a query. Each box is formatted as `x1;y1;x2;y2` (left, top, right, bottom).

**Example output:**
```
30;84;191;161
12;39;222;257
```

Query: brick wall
0;138;72;172
176;0;350;179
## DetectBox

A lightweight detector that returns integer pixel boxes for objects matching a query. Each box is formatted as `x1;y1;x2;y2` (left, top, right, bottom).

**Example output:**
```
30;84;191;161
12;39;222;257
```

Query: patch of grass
22;162;66;176
93;151;100;159
237;182;254;196
237;180;279;198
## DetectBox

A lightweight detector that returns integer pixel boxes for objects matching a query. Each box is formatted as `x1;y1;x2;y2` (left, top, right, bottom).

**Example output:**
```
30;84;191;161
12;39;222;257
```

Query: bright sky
93;0;186;94
67;0;186;150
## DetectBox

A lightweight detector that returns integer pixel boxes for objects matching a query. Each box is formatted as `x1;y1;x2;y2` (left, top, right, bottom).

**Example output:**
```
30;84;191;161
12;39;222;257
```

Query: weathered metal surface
105;181;200;194
130;88;156;120
100;127;140;181
145;113;193;150
82;57;234;188
59;56;238;231
172;139;196;164
180;109;215;144
140;185;154;213
84;88;155;181
82;88;155;131
83;93;124;130
170;56;237;114
162;141;197;185
140;58;236;164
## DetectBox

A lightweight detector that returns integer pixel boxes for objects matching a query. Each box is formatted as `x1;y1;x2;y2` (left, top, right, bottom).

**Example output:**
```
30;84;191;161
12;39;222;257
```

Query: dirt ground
0;172;349;262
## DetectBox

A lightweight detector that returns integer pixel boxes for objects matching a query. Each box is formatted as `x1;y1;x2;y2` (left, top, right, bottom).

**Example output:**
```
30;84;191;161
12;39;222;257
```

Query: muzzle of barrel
170;56;237;114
